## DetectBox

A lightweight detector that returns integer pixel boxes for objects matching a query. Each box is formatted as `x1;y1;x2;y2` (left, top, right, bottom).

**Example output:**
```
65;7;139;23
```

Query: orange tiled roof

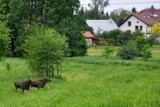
83;31;94;38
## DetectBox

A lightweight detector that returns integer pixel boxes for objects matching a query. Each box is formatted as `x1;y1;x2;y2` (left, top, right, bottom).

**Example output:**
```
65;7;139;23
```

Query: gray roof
86;19;118;33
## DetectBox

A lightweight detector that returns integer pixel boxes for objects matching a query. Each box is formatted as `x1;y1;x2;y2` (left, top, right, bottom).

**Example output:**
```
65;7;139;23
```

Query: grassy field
0;45;160;107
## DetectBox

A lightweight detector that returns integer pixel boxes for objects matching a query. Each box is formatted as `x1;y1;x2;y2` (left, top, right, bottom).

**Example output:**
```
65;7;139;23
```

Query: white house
119;9;160;37
86;19;118;34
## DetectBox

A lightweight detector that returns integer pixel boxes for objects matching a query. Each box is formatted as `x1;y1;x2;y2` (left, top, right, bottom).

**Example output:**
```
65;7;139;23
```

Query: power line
110;2;160;5
81;2;160;6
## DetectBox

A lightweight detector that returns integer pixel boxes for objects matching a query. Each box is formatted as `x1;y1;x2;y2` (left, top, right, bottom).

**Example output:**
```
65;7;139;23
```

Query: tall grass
0;45;160;107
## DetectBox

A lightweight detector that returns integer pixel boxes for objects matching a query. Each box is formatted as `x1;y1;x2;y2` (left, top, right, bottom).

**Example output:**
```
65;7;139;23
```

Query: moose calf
31;76;51;89
14;79;32;92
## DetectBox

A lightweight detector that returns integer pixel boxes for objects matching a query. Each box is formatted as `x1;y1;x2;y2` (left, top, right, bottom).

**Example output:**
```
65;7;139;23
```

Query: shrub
132;29;145;38
117;30;132;46
147;31;160;47
101;29;122;40
142;50;152;60
103;46;114;58
117;43;138;60
134;36;151;57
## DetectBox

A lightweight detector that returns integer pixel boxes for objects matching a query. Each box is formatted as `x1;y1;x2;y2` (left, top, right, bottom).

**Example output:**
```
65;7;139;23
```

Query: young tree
85;0;109;19
151;22;160;34
110;8;130;25
25;27;68;78
131;7;137;13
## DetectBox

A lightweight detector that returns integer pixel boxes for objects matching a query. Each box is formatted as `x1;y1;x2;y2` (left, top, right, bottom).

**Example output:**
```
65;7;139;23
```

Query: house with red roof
83;31;99;45
119;9;160;37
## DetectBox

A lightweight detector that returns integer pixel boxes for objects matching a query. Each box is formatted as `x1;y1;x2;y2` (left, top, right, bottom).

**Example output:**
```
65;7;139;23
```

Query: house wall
86;38;93;45
119;16;152;37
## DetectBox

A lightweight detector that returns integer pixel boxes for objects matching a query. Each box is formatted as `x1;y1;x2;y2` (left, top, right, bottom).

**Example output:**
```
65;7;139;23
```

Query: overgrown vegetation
103;46;114;58
117;43;138;60
0;46;160;107
0;0;87;57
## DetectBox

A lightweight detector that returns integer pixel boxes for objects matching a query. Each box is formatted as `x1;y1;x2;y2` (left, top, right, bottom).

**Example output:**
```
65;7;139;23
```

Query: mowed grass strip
0;45;160;107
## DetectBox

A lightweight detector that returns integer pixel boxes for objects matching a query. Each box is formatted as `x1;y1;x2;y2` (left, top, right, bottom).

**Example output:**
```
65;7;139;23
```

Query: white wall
119;16;152;37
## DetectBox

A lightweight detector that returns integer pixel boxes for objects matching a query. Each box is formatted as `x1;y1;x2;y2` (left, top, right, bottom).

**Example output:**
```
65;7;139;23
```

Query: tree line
0;0;88;57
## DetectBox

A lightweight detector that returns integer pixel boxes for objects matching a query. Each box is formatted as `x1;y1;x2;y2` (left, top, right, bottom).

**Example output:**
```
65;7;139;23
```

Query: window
128;21;131;26
140;26;143;31
135;26;138;30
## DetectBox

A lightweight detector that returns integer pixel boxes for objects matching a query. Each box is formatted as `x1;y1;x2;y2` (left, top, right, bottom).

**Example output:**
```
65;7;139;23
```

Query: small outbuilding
83;31;99;45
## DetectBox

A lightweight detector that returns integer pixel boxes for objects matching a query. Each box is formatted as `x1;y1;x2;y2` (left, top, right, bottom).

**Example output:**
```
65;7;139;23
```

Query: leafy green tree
84;0;109;19
58;18;87;56
131;7;137;13
1;0;86;57
44;0;80;27
0;1;11;60
25;27;68;77
0;22;11;60
134;36;152;60
151;5;155;10
110;8;130;25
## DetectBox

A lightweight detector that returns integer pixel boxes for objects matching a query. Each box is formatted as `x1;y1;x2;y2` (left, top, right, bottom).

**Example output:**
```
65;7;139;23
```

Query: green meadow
0;45;160;107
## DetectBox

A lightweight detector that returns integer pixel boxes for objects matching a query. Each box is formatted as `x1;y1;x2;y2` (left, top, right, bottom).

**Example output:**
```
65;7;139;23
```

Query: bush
142;50;152;60
117;30;132;46
132;29;145;38
147;31;160;47
134;36;151;57
101;29;122;40
117;43;138;60
103;46;114;58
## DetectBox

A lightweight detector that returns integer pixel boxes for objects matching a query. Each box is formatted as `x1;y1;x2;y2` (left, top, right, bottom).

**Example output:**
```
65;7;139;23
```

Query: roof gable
83;31;94;38
119;9;160;27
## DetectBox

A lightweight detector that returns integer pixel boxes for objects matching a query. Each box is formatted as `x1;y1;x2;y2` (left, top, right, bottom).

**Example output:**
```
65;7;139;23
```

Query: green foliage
2;0;81;57
134;36;152;60
100;29;133;46
58;18;87;56
103;46;114;58
131;7;137;13
142;50;152;61
0;1;11;60
110;8;129;25
84;0;109;19
117;30;132;46
132;29;145;38
101;29;122;40
25;27;68;77
6;63;11;71
117;43;138;60
148;31;160;47
0;22;11;60
44;0;80;27
1;46;160;107
134;36;149;55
